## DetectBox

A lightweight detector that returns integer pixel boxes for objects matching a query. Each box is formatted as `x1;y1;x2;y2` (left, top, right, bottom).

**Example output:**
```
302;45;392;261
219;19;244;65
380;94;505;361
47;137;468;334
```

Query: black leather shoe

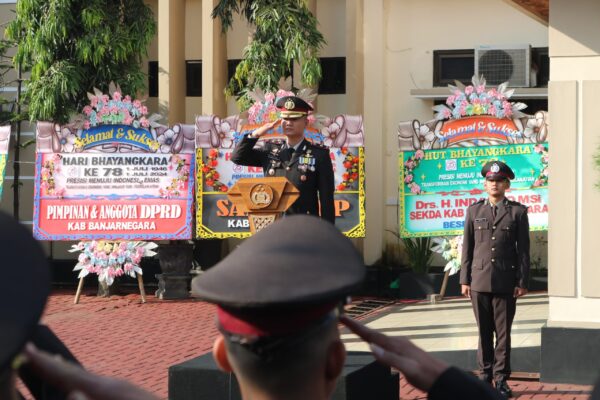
495;379;513;398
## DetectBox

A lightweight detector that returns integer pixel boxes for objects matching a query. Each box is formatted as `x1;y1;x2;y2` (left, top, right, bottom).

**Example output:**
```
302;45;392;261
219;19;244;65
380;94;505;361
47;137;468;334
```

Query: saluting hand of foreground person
341;315;504;400
22;343;159;400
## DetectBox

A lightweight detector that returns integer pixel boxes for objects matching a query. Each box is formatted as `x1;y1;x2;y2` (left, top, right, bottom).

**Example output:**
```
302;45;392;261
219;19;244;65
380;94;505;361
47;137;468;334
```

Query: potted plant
155;241;194;299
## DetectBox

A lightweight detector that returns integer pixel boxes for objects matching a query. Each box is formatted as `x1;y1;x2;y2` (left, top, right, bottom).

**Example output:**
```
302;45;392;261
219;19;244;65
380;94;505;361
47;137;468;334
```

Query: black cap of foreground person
191;215;365;340
0;211;50;371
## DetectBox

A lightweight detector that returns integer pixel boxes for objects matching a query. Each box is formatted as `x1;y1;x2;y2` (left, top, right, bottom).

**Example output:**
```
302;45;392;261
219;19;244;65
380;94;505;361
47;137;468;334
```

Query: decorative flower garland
40;154;65;198
431;236;463;275
70;241;158;286
247;88;316;126
532;143;549;187
432;75;527;121
202;149;228;192
69;83;161;151
337;147;360;191
159;155;191;198
403;149;425;194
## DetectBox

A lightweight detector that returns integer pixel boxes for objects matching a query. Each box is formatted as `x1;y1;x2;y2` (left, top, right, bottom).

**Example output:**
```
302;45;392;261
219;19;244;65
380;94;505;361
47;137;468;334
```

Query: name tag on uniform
475;218;487;222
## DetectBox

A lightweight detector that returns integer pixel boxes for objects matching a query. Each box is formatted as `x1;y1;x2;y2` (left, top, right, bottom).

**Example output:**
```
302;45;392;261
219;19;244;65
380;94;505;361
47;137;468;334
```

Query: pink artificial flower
442;109;451;119
124;95;132;103
83;106;93;116
110;106;119;114
141;106;148;115
140;117;149;128
453;90;461;96
476;85;485;94
446;95;456;106
404;174;413;183
113;91;122;101
133;100;142;109
464;86;474;95
410;183;421;194
124;262;134;272
307;114;315;125
405;160;415;169
83;121;91;130
487;88;498;98
534;179;543;187
265;92;275;103
414;150;425;160
534;144;545;153
90;96;98;107
101;95;109;104
123;116;134;125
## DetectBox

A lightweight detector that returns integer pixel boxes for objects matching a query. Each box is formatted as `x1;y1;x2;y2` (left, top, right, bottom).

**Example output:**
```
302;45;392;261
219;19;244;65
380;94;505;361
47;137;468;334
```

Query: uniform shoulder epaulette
308;141;328;149
507;199;527;209
472;198;485;206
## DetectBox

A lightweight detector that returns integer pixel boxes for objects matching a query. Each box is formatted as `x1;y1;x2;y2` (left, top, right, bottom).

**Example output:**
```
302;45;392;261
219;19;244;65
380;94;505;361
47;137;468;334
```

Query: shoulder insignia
469;198;486;207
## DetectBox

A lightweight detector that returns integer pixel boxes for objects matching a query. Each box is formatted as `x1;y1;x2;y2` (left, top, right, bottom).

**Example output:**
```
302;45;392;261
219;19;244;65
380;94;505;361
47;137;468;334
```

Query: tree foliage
0;34;16;124
212;0;325;109
6;0;156;123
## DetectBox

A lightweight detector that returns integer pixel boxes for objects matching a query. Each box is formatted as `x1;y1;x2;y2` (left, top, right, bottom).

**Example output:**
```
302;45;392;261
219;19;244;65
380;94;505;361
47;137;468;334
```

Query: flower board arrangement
432;75;528;121
431;236;463;275
70;241;158;286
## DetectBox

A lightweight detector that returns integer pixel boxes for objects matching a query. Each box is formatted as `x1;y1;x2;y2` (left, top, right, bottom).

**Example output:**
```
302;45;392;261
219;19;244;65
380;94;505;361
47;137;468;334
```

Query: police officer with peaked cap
231;95;335;223
460;161;530;398
192;215;365;400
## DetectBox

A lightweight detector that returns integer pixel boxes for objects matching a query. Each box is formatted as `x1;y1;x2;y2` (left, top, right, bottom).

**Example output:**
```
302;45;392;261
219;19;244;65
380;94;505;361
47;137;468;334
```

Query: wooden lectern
227;177;300;233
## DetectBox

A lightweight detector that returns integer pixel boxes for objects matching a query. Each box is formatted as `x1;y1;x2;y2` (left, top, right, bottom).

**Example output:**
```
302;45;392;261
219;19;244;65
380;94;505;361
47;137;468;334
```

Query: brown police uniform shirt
460;198;530;293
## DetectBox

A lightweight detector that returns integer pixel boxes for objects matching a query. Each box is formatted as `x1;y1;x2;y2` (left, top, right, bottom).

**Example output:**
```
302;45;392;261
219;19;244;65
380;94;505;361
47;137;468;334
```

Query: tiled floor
343;293;549;353
21;290;593;400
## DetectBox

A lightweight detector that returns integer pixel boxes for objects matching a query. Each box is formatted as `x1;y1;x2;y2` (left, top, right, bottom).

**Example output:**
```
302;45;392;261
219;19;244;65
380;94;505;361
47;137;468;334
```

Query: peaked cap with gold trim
276;96;313;119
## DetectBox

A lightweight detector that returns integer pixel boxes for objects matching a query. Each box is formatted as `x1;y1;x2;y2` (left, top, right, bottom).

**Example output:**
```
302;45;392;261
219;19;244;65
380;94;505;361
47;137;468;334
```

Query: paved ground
22;289;593;399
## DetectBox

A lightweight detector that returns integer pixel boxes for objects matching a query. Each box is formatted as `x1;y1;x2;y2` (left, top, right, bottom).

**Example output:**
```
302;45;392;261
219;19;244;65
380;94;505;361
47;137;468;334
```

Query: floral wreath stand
398;76;549;303
70;241;158;304
74;271;147;304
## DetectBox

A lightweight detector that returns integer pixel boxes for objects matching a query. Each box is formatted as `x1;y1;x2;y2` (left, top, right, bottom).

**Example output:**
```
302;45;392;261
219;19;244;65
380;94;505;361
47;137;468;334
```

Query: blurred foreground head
0;211;50;398
192;215;365;400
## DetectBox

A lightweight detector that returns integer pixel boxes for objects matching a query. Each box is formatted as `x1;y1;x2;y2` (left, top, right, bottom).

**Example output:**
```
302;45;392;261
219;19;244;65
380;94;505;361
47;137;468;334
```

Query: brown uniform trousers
460;198;530;381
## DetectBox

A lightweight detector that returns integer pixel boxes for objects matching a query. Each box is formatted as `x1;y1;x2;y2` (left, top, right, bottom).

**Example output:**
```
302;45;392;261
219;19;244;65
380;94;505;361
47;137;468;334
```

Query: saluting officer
460;161;530;398
231;96;335;223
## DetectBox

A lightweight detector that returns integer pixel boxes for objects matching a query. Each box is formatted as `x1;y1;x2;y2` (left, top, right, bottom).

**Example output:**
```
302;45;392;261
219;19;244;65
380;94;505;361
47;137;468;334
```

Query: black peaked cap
192;215;365;309
0;211;50;371
481;160;515;180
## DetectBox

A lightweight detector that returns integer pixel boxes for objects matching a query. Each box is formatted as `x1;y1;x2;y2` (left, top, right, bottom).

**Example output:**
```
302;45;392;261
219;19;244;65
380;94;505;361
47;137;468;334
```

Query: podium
227;177;300;233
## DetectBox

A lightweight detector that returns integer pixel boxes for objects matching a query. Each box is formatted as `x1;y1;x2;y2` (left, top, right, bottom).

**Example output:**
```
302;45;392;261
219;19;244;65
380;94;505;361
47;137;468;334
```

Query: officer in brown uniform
460;161;530;398
231;96;335;223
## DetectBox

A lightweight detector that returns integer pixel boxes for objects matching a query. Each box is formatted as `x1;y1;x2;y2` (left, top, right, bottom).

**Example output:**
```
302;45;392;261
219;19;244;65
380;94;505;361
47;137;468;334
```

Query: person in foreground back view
191;215;366;400
0;210;51;400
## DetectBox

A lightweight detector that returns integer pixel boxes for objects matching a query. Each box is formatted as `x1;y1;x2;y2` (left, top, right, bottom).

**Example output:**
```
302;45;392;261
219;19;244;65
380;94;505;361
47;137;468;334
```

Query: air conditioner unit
475;45;531;87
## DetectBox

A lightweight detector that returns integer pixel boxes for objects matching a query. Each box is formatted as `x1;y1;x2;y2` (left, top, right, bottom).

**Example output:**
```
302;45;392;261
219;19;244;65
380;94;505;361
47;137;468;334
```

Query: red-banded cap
192;215;365;338
275;96;313;119
481;160;515;180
